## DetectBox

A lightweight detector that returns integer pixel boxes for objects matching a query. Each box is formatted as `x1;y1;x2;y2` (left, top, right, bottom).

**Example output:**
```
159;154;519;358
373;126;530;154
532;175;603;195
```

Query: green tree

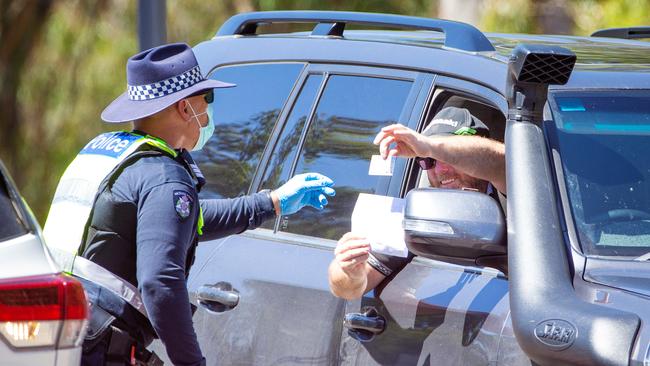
0;0;54;181
482;0;535;33
573;0;650;36
16;0;134;221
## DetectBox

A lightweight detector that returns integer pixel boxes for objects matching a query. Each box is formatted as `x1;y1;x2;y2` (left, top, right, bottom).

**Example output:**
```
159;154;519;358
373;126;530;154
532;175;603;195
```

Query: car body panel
0;341;57;366
339;257;518;365
498;314;533;366
192;230;343;365
295;30;650;66
573;277;650;366
55;347;82;366
487;33;650;66
152;231;345;365
0;234;57;279
0;344;81;366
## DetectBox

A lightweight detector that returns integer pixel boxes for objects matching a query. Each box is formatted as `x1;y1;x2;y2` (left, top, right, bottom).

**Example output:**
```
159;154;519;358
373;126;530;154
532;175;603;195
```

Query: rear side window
195;63;304;199
260;74;324;191
280;75;413;239
0;174;27;240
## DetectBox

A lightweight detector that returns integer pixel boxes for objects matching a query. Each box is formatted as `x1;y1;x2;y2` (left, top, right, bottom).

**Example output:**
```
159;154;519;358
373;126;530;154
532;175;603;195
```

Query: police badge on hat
173;190;194;219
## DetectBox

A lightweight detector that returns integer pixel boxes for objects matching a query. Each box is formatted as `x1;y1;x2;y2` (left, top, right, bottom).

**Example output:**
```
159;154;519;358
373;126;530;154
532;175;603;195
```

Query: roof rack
591;27;650;39
216;11;495;53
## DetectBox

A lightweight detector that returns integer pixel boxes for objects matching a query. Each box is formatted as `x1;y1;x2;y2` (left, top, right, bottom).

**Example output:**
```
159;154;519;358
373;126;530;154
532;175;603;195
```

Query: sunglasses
189;89;214;104
415;157;436;170
203;89;214;103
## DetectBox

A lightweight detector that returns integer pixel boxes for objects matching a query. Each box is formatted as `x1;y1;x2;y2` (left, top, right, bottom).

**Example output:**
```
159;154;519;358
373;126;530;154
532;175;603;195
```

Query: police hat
101;43;234;123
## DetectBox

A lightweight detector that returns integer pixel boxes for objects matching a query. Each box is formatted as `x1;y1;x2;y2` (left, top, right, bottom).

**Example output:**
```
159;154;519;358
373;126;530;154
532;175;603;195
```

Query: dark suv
150;11;650;366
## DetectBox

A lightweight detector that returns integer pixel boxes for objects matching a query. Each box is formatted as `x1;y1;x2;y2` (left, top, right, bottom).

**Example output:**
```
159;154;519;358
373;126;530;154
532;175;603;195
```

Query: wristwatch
259;189;279;216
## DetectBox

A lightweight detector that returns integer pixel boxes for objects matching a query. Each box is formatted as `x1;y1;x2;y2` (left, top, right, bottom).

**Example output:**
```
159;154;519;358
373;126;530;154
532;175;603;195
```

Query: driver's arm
328;261;386;300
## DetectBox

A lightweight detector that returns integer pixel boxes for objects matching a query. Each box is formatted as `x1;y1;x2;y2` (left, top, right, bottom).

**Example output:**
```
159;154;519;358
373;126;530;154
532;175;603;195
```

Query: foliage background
1;0;649;222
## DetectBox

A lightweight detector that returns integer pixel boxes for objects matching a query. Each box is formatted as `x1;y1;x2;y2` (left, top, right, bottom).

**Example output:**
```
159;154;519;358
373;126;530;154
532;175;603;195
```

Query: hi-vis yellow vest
43;131;176;256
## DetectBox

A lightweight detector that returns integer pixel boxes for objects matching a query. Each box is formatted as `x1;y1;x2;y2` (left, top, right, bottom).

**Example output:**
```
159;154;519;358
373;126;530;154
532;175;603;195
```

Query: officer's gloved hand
274;173;336;215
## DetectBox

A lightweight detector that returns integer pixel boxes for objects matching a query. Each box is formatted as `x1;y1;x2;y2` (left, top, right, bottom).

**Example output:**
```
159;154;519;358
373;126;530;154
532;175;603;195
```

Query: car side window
260;74;324;191
0;175;27;240
280;74;413;240
257;74;324;230
195;63;304;199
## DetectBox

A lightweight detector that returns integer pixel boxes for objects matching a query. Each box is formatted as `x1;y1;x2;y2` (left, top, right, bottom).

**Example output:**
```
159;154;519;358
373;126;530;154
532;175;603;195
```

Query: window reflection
194;63;304;199
261;74;324;191
283;75;413;239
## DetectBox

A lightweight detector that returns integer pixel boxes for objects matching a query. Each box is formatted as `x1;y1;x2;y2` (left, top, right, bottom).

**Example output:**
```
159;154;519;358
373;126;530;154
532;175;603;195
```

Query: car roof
198;13;650;95
335;30;650;89
248;30;650;69
488;33;650;68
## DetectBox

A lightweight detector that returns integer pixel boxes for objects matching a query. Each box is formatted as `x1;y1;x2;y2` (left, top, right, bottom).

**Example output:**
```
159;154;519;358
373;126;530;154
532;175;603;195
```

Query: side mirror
403;188;507;273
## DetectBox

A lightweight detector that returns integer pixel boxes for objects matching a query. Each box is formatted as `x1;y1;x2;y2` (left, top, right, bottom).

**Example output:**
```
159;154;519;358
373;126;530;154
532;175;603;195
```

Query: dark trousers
82;332;110;366
82;331;134;366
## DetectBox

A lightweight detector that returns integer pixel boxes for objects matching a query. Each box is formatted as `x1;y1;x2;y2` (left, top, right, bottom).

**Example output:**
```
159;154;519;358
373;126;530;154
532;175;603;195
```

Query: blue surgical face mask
187;101;215;151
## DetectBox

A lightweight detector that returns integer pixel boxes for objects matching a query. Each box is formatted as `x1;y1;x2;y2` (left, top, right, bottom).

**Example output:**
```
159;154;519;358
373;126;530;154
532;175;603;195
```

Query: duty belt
49;248;148;319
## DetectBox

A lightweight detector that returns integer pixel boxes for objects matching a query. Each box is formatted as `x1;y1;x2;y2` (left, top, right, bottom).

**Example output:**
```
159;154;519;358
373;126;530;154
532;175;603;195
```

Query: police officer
44;43;335;366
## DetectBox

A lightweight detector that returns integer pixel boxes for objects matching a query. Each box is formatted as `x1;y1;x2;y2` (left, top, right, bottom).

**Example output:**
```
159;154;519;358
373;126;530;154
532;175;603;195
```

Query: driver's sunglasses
415;157;436;170
203;89;214;103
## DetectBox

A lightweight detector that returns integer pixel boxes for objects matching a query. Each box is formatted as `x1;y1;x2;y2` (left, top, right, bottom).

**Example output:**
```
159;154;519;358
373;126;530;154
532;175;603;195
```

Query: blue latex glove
275;173;336;215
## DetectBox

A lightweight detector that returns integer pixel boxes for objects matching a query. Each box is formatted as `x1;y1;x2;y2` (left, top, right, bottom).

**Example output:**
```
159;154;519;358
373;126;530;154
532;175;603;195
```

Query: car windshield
549;90;650;257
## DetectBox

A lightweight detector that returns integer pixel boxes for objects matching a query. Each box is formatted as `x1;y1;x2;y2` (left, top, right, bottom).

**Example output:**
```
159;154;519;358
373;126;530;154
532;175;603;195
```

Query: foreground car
0;161;88;365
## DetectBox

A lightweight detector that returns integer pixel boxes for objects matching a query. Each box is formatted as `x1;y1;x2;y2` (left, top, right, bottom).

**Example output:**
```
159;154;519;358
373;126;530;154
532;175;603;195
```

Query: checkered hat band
127;66;203;101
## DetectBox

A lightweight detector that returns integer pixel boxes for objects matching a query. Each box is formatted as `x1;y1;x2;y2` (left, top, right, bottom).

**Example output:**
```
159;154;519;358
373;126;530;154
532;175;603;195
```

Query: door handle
197;282;239;312
344;306;386;342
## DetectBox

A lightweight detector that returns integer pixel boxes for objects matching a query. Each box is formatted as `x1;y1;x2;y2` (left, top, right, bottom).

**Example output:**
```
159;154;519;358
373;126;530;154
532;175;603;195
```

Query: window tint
281;75;413;239
0;175;27;240
195;63;304;199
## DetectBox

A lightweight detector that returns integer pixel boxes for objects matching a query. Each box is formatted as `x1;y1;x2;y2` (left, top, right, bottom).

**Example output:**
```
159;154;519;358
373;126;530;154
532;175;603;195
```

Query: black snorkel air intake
506;44;574;124
505;45;640;365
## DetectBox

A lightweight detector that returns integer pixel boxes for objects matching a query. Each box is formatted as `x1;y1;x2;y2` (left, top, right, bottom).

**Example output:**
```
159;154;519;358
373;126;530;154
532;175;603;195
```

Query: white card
351;193;407;258
368;155;394;176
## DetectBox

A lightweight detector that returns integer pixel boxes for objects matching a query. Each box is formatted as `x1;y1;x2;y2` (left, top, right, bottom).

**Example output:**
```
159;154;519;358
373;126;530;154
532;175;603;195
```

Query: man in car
328;106;505;300
44;43;335;366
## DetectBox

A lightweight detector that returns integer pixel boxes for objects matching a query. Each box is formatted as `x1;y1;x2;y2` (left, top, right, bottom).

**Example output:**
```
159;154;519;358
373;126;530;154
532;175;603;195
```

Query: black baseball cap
422;107;490;138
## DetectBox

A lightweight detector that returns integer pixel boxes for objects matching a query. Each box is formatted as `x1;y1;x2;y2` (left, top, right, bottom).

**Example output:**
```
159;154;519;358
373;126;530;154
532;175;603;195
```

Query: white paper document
351;193;408;258
368;155;394;176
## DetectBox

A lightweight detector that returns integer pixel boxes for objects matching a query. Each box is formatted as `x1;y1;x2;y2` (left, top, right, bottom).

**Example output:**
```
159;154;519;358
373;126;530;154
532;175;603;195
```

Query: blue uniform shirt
99;154;275;366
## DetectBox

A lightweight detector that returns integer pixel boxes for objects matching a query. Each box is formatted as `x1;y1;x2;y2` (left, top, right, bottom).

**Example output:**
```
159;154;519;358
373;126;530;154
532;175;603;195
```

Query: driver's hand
334;232;371;280
373;123;432;159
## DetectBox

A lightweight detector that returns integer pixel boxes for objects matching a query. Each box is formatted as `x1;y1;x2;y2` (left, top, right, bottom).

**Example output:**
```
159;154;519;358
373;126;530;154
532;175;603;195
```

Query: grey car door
179;64;427;365
340;258;512;365
338;81;528;366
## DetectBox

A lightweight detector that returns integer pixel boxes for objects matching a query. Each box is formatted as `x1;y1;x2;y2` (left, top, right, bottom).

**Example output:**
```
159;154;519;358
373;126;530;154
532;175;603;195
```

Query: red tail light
0;273;88;348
